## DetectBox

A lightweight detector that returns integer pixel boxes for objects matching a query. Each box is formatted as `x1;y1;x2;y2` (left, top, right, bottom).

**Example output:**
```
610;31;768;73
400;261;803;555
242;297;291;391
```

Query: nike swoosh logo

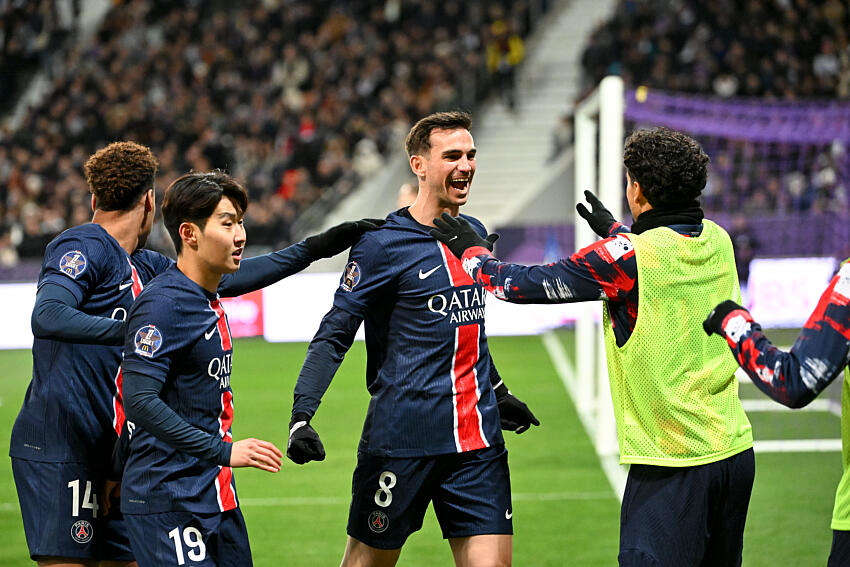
418;265;442;279
505;510;512;520
119;281;134;290
205;328;217;341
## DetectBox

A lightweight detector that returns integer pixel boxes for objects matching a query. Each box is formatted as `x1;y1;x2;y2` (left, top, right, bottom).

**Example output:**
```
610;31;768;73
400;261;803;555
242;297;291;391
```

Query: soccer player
703;266;850;566
10;142;377;567
119;171;282;565
286;111;539;567
431;127;755;566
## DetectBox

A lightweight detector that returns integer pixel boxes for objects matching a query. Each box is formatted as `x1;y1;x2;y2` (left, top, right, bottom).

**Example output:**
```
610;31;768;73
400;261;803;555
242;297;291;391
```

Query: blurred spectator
486;19;525;111
728;213;759;287
548;113;573;162
397;182;418;208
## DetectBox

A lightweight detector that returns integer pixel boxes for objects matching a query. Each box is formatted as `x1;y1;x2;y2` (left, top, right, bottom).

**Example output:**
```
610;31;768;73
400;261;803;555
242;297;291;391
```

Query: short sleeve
39;234;109;304
332;233;395;319
121;293;187;383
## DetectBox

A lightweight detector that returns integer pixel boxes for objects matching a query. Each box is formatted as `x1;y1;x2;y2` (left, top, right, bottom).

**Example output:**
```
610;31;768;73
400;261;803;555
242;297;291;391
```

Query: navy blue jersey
314;209;503;457
121;266;239;515
11;224;171;464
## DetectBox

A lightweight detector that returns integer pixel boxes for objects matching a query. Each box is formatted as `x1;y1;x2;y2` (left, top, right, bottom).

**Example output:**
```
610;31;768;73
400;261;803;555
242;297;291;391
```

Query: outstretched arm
704;264;850;408
218;220;384;297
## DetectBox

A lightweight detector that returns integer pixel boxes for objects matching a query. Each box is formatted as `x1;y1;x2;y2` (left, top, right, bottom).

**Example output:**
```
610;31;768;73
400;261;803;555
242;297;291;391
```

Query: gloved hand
286;413;326;464
429;212;499;259
703;300;747;336
494;383;540;434
304;218;385;259
576;190;618;238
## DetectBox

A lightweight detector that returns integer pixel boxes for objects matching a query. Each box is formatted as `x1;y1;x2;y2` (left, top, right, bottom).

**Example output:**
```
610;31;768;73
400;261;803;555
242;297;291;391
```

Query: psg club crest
340;261;361;292
71;520;93;544
59;250;87;279
134;325;163;358
368;510;389;533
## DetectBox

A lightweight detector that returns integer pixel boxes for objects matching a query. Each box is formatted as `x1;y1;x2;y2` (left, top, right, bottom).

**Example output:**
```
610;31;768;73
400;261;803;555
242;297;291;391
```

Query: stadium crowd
582;0;850;100
0;0;542;268
577;0;850;218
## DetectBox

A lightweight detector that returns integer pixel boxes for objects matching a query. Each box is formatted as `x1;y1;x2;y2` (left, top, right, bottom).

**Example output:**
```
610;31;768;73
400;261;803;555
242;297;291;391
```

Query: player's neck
91;209;142;255
408;199;460;227
176;255;222;294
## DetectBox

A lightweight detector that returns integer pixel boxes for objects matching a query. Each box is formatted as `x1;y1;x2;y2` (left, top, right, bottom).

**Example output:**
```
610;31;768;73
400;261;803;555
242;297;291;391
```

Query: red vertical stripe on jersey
113;259;145;436
112;367;125;435
215;391;237;511
209;299;233;351
439;242;474;286
451;324;488;452
127;258;143;298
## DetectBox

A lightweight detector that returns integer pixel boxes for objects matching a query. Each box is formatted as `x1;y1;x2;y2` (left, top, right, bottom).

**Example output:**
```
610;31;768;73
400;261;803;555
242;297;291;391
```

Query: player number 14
67;479;99;518
168;526;207;565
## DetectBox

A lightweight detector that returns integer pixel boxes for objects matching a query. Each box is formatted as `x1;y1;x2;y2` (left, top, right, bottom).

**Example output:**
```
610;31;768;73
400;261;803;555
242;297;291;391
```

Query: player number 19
168;526;207;565
67;479;99;518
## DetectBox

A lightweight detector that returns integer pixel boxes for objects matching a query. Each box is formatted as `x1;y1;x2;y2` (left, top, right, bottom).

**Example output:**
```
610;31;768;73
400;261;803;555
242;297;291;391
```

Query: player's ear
179;221;199;250
632;180;649;207
144;189;154;213
410;154;426;179
91;194;97;213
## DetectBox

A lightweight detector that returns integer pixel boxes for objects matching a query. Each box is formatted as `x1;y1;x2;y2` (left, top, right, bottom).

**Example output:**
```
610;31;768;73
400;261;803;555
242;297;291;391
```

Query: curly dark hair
84;141;159;211
405;110;472;157
623;127;709;208
162;170;248;255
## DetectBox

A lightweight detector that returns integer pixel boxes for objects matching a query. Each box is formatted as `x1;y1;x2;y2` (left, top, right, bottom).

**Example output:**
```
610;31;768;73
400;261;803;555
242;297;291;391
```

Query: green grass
0;333;844;565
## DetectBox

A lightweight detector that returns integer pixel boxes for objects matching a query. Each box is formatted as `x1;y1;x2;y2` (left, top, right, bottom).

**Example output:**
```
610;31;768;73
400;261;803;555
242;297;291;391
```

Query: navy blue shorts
11;457;133;562
619;448;755;567
347;444;512;549
125;508;251;567
828;530;850;567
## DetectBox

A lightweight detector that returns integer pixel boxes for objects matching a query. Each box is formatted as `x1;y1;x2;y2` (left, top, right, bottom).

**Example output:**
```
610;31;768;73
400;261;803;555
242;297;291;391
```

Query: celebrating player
118;172;293;565
704;264;850;565
287;111;538;567
431;127;754;566
10;142;378;567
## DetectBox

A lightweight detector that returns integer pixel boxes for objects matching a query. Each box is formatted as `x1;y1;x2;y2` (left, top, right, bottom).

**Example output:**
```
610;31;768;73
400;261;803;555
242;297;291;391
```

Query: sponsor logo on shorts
368;510;389;533
71;520;93;544
340;261;361;292
59;250;87;279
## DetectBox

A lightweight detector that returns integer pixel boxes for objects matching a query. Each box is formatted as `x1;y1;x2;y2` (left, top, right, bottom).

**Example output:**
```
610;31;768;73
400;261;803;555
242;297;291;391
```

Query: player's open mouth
232;249;243;261
449;176;470;190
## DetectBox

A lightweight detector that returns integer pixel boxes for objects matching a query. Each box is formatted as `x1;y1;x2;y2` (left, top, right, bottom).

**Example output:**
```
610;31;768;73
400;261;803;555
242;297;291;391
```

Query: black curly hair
623;127;709;208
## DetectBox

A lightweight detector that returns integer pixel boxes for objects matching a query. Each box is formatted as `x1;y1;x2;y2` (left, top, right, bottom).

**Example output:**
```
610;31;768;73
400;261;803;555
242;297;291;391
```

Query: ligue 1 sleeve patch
134;325;163;357
340;261;361;292
58;250;87;279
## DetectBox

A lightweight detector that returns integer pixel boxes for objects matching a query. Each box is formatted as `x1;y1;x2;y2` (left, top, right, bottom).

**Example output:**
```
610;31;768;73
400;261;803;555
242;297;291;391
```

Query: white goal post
573;75;624;460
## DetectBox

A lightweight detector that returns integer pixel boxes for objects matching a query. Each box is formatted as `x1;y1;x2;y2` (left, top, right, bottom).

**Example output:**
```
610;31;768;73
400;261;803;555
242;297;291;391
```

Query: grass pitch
0;333;842;566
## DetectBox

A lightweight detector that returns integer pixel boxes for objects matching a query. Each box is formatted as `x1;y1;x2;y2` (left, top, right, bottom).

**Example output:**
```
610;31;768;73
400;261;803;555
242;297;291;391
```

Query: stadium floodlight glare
573;76;623;461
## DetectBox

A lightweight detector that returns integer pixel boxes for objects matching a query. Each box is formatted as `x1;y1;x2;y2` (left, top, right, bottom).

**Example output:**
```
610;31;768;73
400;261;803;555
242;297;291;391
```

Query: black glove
703;300;747;336
494;383;540;434
304;218;385;259
575;190;618;238
286;413;326;464
429;212;499;259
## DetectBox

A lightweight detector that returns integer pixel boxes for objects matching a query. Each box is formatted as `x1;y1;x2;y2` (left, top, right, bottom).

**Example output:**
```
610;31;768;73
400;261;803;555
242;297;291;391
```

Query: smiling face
193;196;246;275
416;128;476;212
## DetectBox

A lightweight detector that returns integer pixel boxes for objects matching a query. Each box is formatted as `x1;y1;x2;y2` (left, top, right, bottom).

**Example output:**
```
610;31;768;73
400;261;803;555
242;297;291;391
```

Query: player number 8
374;471;397;508
168;526;206;565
